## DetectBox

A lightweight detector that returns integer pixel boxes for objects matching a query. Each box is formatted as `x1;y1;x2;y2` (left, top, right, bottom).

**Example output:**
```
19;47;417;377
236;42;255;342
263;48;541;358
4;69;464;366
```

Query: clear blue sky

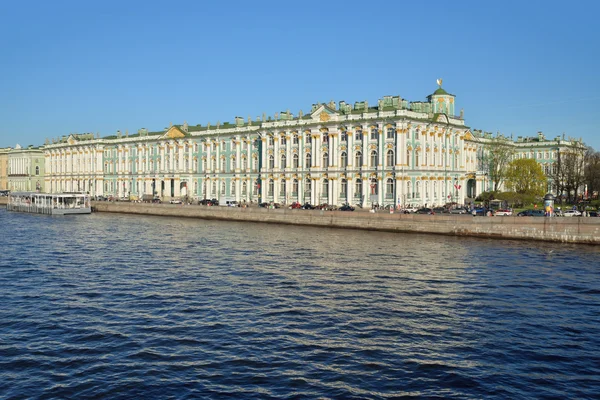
1;0;599;149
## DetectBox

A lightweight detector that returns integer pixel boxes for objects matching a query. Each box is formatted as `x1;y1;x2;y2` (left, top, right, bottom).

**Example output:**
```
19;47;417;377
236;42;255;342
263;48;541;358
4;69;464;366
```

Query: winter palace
2;83;582;208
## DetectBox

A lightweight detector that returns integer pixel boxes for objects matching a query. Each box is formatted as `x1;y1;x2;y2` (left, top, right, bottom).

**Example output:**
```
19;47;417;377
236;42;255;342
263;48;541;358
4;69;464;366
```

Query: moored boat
7;192;92;215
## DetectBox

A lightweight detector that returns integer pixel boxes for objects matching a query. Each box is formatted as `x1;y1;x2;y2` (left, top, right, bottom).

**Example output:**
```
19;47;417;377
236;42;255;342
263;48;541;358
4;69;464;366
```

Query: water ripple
0;208;599;399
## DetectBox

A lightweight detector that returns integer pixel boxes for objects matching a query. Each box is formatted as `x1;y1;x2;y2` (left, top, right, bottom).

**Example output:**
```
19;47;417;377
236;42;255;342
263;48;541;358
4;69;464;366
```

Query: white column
362;127;368;168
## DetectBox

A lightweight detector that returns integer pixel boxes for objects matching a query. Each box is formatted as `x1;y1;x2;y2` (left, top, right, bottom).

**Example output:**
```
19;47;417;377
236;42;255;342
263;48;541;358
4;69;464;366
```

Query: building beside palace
0;83;584;208
470;129;586;194
0;148;10;191
6;145;45;192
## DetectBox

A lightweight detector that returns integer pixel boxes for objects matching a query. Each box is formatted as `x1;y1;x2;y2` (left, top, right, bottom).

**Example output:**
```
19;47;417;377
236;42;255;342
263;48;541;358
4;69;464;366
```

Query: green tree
505;158;546;197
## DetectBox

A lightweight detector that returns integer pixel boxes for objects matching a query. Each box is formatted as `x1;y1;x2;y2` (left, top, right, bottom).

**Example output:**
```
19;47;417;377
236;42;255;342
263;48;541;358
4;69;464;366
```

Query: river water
0;208;599;399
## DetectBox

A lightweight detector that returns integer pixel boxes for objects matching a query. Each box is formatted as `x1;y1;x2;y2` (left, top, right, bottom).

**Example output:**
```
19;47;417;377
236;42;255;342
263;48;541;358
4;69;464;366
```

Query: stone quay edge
80;201;600;245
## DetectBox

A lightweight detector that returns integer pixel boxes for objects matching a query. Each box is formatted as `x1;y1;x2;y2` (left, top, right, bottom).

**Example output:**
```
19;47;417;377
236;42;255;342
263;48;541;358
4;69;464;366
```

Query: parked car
416;207;434;215
289;202;302;209
517;209;545;217
404;206;419;213
169;199;183;204
563;209;582;217
450;207;467;214
495;209;513;216
339;203;355;211
588;211;599;217
472;208;487;216
301;203;315;210
199;198;218;206
433;207;447;214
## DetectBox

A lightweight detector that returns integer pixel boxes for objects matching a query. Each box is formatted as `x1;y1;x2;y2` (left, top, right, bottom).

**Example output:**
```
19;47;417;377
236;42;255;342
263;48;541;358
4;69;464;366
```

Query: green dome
433;87;448;95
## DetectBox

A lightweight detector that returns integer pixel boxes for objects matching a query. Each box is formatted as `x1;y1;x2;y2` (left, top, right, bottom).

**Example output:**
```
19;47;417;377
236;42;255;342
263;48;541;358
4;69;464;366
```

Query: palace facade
0;84;585;207
43;85;481;207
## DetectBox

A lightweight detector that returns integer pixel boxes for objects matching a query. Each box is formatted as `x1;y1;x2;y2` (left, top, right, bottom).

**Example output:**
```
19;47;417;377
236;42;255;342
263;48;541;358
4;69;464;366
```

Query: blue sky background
1;0;599;149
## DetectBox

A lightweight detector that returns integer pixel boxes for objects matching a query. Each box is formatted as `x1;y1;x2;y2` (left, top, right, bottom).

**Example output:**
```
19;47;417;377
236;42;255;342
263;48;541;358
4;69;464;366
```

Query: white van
219;198;238;207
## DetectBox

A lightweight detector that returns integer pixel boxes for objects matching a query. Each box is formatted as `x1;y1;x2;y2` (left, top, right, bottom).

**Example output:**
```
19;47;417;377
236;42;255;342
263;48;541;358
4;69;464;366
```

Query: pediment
310;104;339;123
435;113;449;124
160;126;186;139
464;130;474;141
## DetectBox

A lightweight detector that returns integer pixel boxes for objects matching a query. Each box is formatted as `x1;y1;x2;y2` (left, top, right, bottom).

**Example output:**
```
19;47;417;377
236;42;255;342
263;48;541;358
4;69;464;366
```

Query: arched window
305;178;312;193
355;151;363;167
322;133;329;143
281;154;287;168
322;153;329;168
281;136;286;146
268;136;274;146
293;154;299;168
231;156;236;171
370;151;378;168
268;155;274;169
386;178;394;196
280;179;286;196
387;128;395;139
340;152;348;168
341;131;348;142
252;156;258;172
253;180;258;195
231;181;236;196
293;179;298;194
293;135;298;145
212;181;217;195
268;179;274;196
355;130;362;141
221;181;226;195
355;179;363;197
305;153;312;168
406;150;411;168
35;166;40;175
415;151;420;168
386;150;394;167
242;157;247;171
242;181;247;196
341;179;347;195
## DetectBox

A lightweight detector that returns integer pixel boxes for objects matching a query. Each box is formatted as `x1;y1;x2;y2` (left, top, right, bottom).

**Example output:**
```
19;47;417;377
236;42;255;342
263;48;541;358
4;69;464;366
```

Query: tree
562;143;589;203
478;136;515;191
584;150;600;200
549;141;590;203
504;158;546;198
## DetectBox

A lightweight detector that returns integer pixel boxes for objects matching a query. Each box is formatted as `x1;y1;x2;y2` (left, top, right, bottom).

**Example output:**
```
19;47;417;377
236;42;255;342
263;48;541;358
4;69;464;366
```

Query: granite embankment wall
88;201;600;244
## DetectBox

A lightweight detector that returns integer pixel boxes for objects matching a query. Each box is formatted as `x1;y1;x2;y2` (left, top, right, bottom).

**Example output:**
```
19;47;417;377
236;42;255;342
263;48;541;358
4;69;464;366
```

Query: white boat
7;192;92;215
